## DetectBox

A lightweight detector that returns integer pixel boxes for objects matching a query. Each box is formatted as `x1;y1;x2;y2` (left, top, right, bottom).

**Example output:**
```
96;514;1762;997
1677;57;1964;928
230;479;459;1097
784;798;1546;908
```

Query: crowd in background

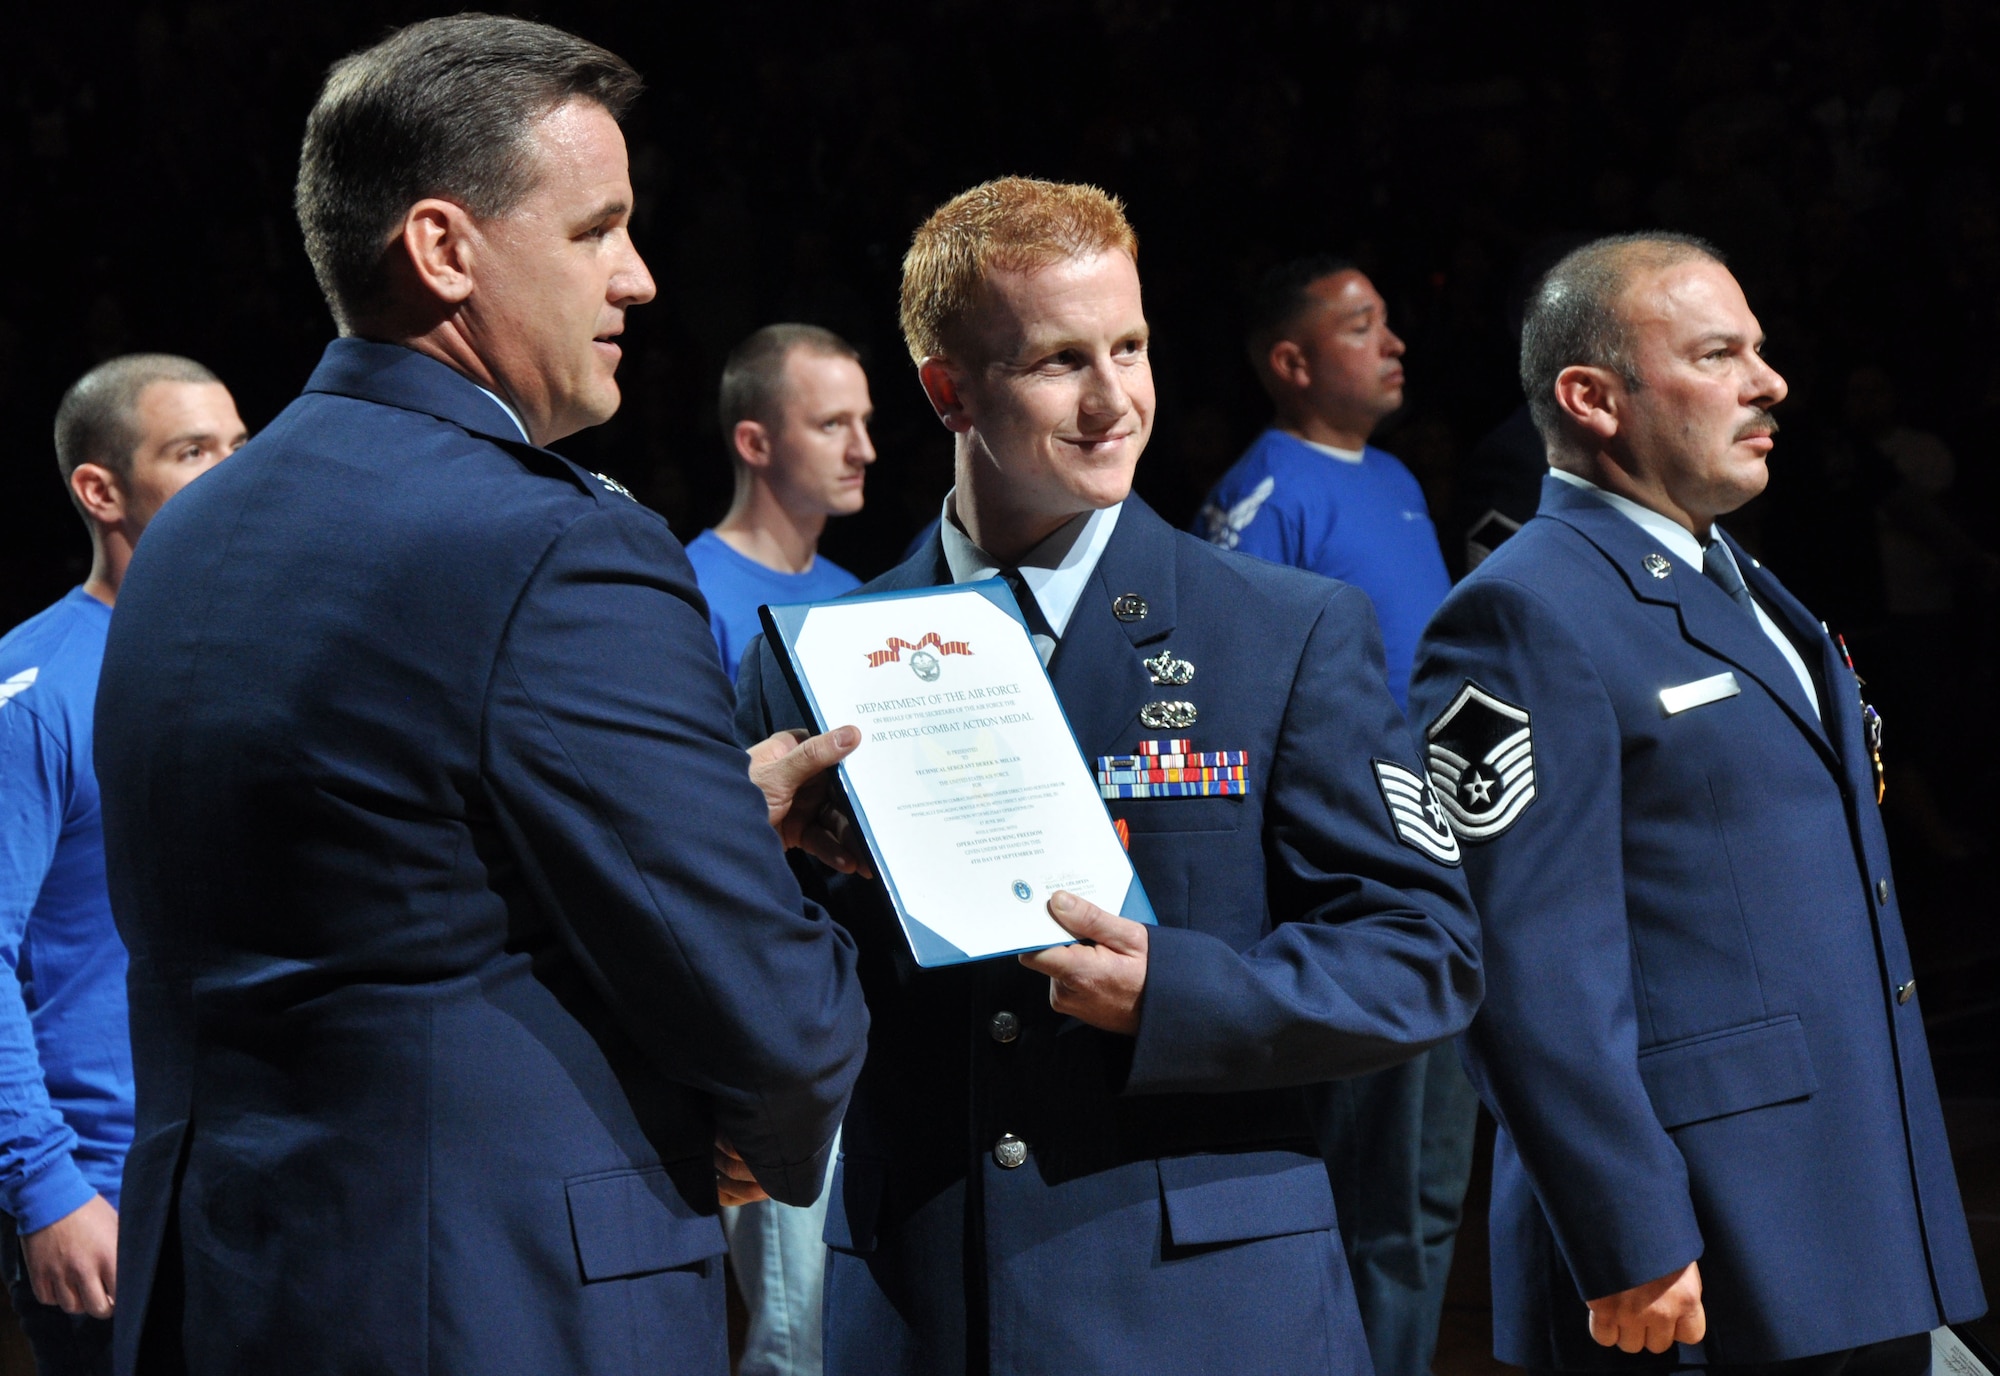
1;1;1994;1074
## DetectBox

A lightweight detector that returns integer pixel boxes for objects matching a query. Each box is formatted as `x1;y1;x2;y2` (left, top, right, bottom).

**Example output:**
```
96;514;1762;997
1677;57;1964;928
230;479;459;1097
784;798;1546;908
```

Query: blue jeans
723;1139;838;1376
0;1220;113;1376
1321;1044;1481;1376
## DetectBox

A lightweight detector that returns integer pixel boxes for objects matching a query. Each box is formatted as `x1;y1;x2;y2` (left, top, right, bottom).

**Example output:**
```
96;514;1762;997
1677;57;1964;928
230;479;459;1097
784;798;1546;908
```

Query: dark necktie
999;568;1058;666
1702;540;1758;619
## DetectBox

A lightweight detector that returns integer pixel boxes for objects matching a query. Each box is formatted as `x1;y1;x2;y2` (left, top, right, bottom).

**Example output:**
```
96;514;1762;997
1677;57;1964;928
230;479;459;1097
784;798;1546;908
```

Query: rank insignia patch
1425;680;1536;841
1371;760;1462;866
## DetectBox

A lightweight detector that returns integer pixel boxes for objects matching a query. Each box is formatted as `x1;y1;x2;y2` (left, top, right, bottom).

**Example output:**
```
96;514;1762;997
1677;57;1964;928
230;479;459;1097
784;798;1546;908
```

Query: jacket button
993;1133;1028;1169
989;1010;1020;1044
1897;979;1916;1005
1877;878;1890;904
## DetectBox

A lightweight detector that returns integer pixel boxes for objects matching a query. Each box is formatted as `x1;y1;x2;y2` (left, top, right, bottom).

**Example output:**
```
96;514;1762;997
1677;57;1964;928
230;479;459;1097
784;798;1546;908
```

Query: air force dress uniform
1410;473;1984;1369
94;340;868;1376
736;494;1483;1376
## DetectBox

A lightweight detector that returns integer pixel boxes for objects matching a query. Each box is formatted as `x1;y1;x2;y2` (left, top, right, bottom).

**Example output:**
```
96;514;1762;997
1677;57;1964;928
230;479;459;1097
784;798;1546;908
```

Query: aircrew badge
1425;680;1537;840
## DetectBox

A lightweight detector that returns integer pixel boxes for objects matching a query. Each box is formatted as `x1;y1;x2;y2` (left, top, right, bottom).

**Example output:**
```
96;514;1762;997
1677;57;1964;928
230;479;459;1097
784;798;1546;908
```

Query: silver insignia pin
1112;593;1148;622
592;471;637;501
1643;552;1671;579
1139;700;1197;730
1143;649;1195;686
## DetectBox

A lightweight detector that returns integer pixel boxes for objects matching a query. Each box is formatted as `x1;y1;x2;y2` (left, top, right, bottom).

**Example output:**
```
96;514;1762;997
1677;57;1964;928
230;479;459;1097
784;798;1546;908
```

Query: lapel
302;337;537;448
1048;496;1179;755
1740;550;1866;778
1538;476;1835;764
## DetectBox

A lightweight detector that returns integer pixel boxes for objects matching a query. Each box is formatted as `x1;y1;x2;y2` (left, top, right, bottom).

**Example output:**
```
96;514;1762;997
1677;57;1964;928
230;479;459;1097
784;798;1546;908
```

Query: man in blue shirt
0;354;244;1374
1193;258;1472;1376
686;324;875;684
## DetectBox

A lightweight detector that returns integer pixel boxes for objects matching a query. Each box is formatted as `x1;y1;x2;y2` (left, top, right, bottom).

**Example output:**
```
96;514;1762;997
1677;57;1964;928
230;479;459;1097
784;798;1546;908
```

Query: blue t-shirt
0;587;133;1230
1193;430;1451;709
684;530;862;682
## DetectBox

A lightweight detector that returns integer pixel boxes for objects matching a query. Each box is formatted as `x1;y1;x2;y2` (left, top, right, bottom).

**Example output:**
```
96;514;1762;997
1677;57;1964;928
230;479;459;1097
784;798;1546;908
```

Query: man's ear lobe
917;357;974;434
732;420;773;469
1552;364;1622;443
1268;340;1309;390
69;464;125;525
398;199;477;307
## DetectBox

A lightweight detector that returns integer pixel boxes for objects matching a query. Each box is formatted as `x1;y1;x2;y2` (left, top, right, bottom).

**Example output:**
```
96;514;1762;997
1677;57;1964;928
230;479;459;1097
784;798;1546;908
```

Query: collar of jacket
1536;472;1833;759
302;338;539;450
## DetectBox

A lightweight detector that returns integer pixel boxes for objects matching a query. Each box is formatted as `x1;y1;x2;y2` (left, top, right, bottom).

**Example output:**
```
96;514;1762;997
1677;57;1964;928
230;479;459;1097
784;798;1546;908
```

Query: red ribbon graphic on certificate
865;632;973;667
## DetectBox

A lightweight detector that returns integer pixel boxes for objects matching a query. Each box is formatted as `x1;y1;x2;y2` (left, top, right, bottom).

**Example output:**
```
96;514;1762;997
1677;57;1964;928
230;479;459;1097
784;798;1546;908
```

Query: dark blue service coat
1411;476;1984;1369
94;340;868;1376
737;497;1483;1376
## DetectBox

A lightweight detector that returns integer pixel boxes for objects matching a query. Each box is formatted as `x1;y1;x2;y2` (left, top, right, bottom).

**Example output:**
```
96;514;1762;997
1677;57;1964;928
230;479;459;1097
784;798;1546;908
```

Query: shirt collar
1547;467;1712;567
1297;436;1366;464
937;491;1124;637
474;385;531;443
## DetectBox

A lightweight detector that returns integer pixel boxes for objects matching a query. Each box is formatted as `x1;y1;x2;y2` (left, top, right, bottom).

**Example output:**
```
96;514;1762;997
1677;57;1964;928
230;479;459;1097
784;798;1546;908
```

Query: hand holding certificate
761;580;1155;966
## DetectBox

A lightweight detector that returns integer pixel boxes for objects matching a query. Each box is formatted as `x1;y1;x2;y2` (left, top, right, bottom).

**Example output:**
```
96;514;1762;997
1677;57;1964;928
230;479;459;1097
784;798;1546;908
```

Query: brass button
989;1011;1020;1044
993;1133;1028;1169
1877;879;1890;904
1897;979;1916;1005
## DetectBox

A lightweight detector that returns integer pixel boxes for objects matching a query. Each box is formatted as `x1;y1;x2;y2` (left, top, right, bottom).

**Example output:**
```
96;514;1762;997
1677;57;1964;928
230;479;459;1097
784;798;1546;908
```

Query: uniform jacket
94;340;868;1376
1411;475;1984;1369
736;496;1482;1376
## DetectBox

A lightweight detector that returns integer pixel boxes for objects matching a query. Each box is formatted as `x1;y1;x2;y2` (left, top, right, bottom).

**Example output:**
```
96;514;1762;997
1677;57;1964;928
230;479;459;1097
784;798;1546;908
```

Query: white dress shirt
937;493;1124;666
1548;468;1819;718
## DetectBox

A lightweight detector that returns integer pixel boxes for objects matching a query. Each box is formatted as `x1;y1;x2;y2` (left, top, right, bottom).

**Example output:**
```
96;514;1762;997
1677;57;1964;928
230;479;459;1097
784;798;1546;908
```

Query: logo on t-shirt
0;666;37;709
1197;476;1276;550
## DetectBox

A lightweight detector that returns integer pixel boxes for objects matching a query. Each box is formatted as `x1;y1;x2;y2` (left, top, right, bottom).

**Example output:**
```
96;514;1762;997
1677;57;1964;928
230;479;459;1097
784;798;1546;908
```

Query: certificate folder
761;579;1155;968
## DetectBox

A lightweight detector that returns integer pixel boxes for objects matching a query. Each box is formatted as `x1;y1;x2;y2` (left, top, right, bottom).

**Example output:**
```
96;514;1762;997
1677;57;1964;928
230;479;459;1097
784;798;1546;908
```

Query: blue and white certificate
761;580;1155;967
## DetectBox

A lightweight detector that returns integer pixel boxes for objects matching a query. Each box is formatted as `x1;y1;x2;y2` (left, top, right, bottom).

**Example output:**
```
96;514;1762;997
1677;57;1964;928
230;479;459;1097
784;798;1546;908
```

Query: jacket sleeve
1126;582;1484;1093
1410;574;1704;1299
0;704;95;1231
480;504;868;1207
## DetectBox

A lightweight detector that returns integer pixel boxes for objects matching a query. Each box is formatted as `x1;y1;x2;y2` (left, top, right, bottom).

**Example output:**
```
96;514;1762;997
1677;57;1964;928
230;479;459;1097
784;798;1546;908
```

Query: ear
732;419;774;469
397;198;480;307
69;463;126;526
1552;364;1624;445
917;356;975;435
1266;339;1310;391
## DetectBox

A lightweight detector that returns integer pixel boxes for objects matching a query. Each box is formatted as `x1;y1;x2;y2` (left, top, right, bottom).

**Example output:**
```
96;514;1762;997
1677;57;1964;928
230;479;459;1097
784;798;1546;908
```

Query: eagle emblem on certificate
1424;679;1536;841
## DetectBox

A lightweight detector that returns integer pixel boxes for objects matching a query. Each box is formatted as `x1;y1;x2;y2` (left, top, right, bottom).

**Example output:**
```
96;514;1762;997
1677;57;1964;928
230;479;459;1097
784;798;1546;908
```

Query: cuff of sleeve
1125;925;1233;1094
9;1155;97;1235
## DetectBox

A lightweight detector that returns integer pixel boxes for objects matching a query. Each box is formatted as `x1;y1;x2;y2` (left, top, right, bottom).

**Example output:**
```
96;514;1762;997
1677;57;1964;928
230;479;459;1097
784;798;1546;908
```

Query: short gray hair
295;14;642;329
54;354;221;504
1519;232;1724;449
718;324;861;459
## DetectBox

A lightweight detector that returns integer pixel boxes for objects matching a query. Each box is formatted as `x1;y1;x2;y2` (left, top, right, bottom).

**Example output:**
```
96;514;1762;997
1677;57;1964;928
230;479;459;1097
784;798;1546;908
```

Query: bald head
1519;233;1723;457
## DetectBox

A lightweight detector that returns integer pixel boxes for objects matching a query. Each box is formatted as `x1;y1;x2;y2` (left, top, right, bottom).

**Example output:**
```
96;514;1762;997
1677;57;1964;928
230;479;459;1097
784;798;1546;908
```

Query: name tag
1660;671;1741;716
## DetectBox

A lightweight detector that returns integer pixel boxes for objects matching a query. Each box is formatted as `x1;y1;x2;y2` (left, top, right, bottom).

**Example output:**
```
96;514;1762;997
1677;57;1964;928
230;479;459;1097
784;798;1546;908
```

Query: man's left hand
746;726;872;876
714;1136;769;1208
1018;890;1148;1035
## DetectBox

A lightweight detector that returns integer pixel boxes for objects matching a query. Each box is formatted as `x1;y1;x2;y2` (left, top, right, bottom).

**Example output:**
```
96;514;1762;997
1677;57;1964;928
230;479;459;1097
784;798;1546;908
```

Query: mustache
1735;411;1780;441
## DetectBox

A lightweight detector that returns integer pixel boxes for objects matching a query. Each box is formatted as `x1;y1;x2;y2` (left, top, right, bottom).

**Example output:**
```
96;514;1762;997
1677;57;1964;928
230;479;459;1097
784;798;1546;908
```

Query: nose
1383;327;1406;358
851;421;877;466
1079;357;1127;426
1749;351;1787;410
614;236;658;308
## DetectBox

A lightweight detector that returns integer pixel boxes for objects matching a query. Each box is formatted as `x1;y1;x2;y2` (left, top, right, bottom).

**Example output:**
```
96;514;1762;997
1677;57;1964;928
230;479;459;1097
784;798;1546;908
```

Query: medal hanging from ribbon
865;632;973;668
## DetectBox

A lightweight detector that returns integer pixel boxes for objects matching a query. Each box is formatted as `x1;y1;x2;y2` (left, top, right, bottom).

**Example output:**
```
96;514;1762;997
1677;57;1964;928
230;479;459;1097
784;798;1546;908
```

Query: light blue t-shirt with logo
1194;429;1452;710
684;530;862;683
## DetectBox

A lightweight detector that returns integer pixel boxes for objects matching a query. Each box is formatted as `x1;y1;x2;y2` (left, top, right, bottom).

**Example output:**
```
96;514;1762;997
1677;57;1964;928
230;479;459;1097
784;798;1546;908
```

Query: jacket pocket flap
566;1166;725;1282
1638;1014;1818;1130
823;1154;884;1254
1158;1150;1335;1247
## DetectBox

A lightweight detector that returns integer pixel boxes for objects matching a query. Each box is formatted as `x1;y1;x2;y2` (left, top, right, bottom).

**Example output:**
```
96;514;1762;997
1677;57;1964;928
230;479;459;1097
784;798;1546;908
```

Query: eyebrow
581;198;630;226
156;429;240;450
1693;332;1761;351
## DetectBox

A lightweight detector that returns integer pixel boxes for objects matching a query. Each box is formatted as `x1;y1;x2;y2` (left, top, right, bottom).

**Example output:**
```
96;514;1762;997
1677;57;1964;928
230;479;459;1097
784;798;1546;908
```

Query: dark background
0;1;1994;1362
